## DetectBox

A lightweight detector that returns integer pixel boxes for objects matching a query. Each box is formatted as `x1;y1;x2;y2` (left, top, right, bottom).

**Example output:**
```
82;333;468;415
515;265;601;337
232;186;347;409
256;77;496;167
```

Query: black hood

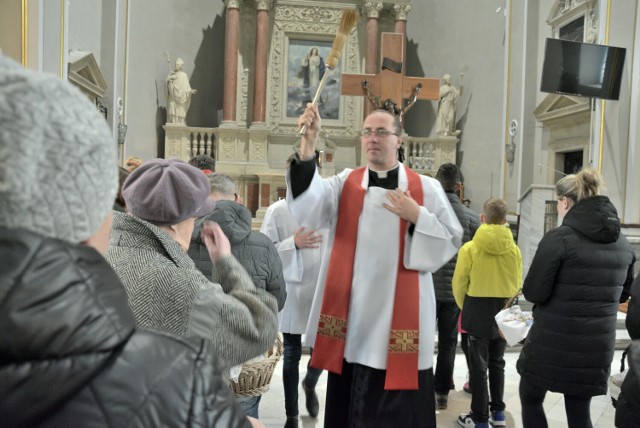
0;228;135;426
562;195;621;243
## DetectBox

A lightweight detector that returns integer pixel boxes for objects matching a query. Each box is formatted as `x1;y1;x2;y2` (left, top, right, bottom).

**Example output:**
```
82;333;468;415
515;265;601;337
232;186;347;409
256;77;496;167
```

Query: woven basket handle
503;289;523;309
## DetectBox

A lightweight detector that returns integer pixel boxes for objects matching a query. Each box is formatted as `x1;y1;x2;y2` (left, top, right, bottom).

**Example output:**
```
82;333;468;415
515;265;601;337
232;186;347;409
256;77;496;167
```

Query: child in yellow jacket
453;198;522;428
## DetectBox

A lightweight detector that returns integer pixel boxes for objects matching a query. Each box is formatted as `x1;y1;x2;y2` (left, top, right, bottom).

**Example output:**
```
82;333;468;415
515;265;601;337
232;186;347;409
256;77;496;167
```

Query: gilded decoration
317;314;348;340
388;329;419;353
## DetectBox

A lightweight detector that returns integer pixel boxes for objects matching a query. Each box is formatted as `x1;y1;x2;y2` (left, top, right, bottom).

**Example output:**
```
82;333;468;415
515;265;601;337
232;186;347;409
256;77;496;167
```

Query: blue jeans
283;333;323;417
237;394;261;418
434;301;460;394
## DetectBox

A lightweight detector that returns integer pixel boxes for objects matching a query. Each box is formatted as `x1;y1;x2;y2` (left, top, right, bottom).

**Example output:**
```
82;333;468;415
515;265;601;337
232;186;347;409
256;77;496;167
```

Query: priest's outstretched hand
383;188;421;224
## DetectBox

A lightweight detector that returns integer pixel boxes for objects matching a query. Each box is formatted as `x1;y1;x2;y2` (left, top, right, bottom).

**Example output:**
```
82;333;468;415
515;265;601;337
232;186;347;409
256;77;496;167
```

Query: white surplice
286;163;463;370
260;199;327;334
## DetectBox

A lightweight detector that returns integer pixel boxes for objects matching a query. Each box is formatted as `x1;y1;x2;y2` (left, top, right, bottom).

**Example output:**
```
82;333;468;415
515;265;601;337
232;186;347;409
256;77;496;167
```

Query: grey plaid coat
106;211;278;371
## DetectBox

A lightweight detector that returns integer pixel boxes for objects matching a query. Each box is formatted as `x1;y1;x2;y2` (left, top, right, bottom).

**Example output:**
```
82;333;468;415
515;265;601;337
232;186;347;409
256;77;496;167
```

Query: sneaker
458;413;489;428
463;381;472;394
302;379;319;418
435;393;448;410
489;410;506;427
284;416;299;428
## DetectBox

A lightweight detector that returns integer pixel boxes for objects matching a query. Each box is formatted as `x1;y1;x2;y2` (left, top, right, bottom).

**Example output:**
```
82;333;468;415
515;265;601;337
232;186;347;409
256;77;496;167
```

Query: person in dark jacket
432;163;480;409
615;274;640;427
0;54;252;427
188;172;286;419
517;168;636;428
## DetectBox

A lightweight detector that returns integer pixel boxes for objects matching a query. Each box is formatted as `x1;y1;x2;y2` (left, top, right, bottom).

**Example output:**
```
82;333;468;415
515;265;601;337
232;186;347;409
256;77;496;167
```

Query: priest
286;104;463;427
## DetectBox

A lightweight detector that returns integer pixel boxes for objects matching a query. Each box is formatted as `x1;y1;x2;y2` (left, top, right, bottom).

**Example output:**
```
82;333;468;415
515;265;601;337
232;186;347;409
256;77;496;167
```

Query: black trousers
468;334;507;423
434;301;460;394
324;360;436;428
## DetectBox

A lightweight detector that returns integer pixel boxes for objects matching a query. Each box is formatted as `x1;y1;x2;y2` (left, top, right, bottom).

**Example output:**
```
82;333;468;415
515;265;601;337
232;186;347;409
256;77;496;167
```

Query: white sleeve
285;168;349;230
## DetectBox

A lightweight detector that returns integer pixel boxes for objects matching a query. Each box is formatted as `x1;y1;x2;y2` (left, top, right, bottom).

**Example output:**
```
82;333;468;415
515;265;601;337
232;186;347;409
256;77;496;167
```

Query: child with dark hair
188;154;216;173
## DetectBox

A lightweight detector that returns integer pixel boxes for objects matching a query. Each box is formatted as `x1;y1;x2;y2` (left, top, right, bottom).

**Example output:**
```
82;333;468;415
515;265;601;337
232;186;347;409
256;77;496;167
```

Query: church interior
1;0;638;272
0;1;639;426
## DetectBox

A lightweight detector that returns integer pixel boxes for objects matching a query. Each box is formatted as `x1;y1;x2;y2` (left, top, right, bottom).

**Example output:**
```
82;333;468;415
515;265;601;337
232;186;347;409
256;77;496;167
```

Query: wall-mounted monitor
540;38;626;100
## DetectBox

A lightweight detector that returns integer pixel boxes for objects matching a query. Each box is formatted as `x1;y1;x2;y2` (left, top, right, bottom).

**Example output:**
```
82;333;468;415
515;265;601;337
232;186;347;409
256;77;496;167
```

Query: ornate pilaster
392;4;411;75
222;0;243;124
252;0;274;124
362;2;383;118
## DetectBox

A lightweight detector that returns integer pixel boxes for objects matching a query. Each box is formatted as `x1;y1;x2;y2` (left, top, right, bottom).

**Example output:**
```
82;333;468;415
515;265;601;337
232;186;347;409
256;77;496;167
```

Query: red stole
310;165;424;390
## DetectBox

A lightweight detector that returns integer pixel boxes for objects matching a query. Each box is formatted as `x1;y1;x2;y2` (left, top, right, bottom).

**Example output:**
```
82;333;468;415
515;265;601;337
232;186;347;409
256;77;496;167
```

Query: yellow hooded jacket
452;223;522;309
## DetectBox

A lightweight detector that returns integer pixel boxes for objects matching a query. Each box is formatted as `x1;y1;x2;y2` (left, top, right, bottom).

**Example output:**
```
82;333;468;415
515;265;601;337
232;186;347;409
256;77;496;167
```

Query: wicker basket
230;334;283;397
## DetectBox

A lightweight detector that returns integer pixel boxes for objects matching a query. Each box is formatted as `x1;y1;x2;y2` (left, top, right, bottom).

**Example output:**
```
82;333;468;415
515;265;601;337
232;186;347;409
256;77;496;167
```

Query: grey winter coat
432;191;480;303
106;211;278;371
188;200;286;310
0;228;250;428
517;196;635;397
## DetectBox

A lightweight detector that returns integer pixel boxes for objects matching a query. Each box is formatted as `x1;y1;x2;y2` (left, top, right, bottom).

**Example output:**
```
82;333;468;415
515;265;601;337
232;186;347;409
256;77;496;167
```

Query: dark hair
188;154;216;171
435;163;461;191
555;167;604;203
368;109;402;136
482;198;508;225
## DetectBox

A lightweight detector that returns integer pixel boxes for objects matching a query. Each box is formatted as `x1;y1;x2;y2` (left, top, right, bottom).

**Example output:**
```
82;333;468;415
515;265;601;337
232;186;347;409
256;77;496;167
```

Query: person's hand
293;227;323;249
191;89;197;94
247;416;265;428
383;189;421;224
298;103;321;156
201;221;231;262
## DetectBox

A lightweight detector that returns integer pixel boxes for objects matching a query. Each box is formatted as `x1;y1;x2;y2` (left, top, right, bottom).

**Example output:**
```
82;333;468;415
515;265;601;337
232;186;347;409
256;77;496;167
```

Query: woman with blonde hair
517;167;635;428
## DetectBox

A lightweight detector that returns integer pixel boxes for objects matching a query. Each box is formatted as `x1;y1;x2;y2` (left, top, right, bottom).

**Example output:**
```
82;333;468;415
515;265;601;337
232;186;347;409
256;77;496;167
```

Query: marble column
393;3;411;73
223;0;242;123
252;0;274;124
362;2;383;118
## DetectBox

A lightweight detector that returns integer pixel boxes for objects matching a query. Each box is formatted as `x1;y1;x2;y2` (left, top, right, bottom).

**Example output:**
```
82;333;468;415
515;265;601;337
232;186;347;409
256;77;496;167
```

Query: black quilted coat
0;228;250;427
432;191;480;303
517;196;635;397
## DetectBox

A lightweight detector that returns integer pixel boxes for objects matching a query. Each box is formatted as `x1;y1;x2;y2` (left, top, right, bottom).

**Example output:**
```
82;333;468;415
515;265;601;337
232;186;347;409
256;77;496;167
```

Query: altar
164;0;459;227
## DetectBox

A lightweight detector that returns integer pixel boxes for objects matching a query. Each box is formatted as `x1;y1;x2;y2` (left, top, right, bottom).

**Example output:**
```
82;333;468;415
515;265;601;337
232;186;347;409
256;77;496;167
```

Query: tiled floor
256;350;621;428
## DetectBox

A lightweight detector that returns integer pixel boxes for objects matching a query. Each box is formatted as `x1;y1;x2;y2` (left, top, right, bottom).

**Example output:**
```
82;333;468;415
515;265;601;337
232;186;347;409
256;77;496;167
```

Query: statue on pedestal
165;57;197;125
436;72;464;136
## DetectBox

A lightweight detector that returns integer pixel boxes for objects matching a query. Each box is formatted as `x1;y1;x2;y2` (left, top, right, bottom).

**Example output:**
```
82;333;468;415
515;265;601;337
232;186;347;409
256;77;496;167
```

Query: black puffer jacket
432;191;479;303
517;196;635;397
616;274;640;427
0;228;249;427
189;200;286;310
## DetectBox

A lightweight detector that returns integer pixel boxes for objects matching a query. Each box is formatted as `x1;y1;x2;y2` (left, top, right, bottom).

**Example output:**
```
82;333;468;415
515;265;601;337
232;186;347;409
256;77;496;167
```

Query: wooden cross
341;32;440;116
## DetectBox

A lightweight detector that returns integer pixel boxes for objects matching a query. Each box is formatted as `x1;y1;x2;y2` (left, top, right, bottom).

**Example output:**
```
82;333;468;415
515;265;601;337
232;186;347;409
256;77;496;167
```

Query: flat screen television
540;38;626;100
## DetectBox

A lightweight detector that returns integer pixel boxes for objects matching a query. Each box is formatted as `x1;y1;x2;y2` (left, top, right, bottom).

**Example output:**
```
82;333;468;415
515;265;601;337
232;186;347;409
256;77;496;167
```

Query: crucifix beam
341;33;439;114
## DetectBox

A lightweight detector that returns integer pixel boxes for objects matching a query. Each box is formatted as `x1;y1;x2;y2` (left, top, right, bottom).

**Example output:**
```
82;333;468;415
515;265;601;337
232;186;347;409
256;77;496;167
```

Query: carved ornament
393;4;412;21
362;2;383;19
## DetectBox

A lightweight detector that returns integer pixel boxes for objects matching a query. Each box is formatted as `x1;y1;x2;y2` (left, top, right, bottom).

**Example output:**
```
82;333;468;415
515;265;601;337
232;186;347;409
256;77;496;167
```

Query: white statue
165;57;197;125
436;72;463;136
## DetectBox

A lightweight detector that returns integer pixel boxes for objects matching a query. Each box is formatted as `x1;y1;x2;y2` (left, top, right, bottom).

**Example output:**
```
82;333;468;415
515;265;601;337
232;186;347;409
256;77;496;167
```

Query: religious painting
286;39;341;120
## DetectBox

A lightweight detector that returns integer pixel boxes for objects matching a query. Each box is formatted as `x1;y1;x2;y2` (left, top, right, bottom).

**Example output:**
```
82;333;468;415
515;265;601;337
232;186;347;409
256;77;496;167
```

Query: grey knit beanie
0;55;118;243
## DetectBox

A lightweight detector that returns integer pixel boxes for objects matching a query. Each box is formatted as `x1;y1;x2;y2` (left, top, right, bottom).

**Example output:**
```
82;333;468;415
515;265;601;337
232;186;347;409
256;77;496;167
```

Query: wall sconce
506;119;517;164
